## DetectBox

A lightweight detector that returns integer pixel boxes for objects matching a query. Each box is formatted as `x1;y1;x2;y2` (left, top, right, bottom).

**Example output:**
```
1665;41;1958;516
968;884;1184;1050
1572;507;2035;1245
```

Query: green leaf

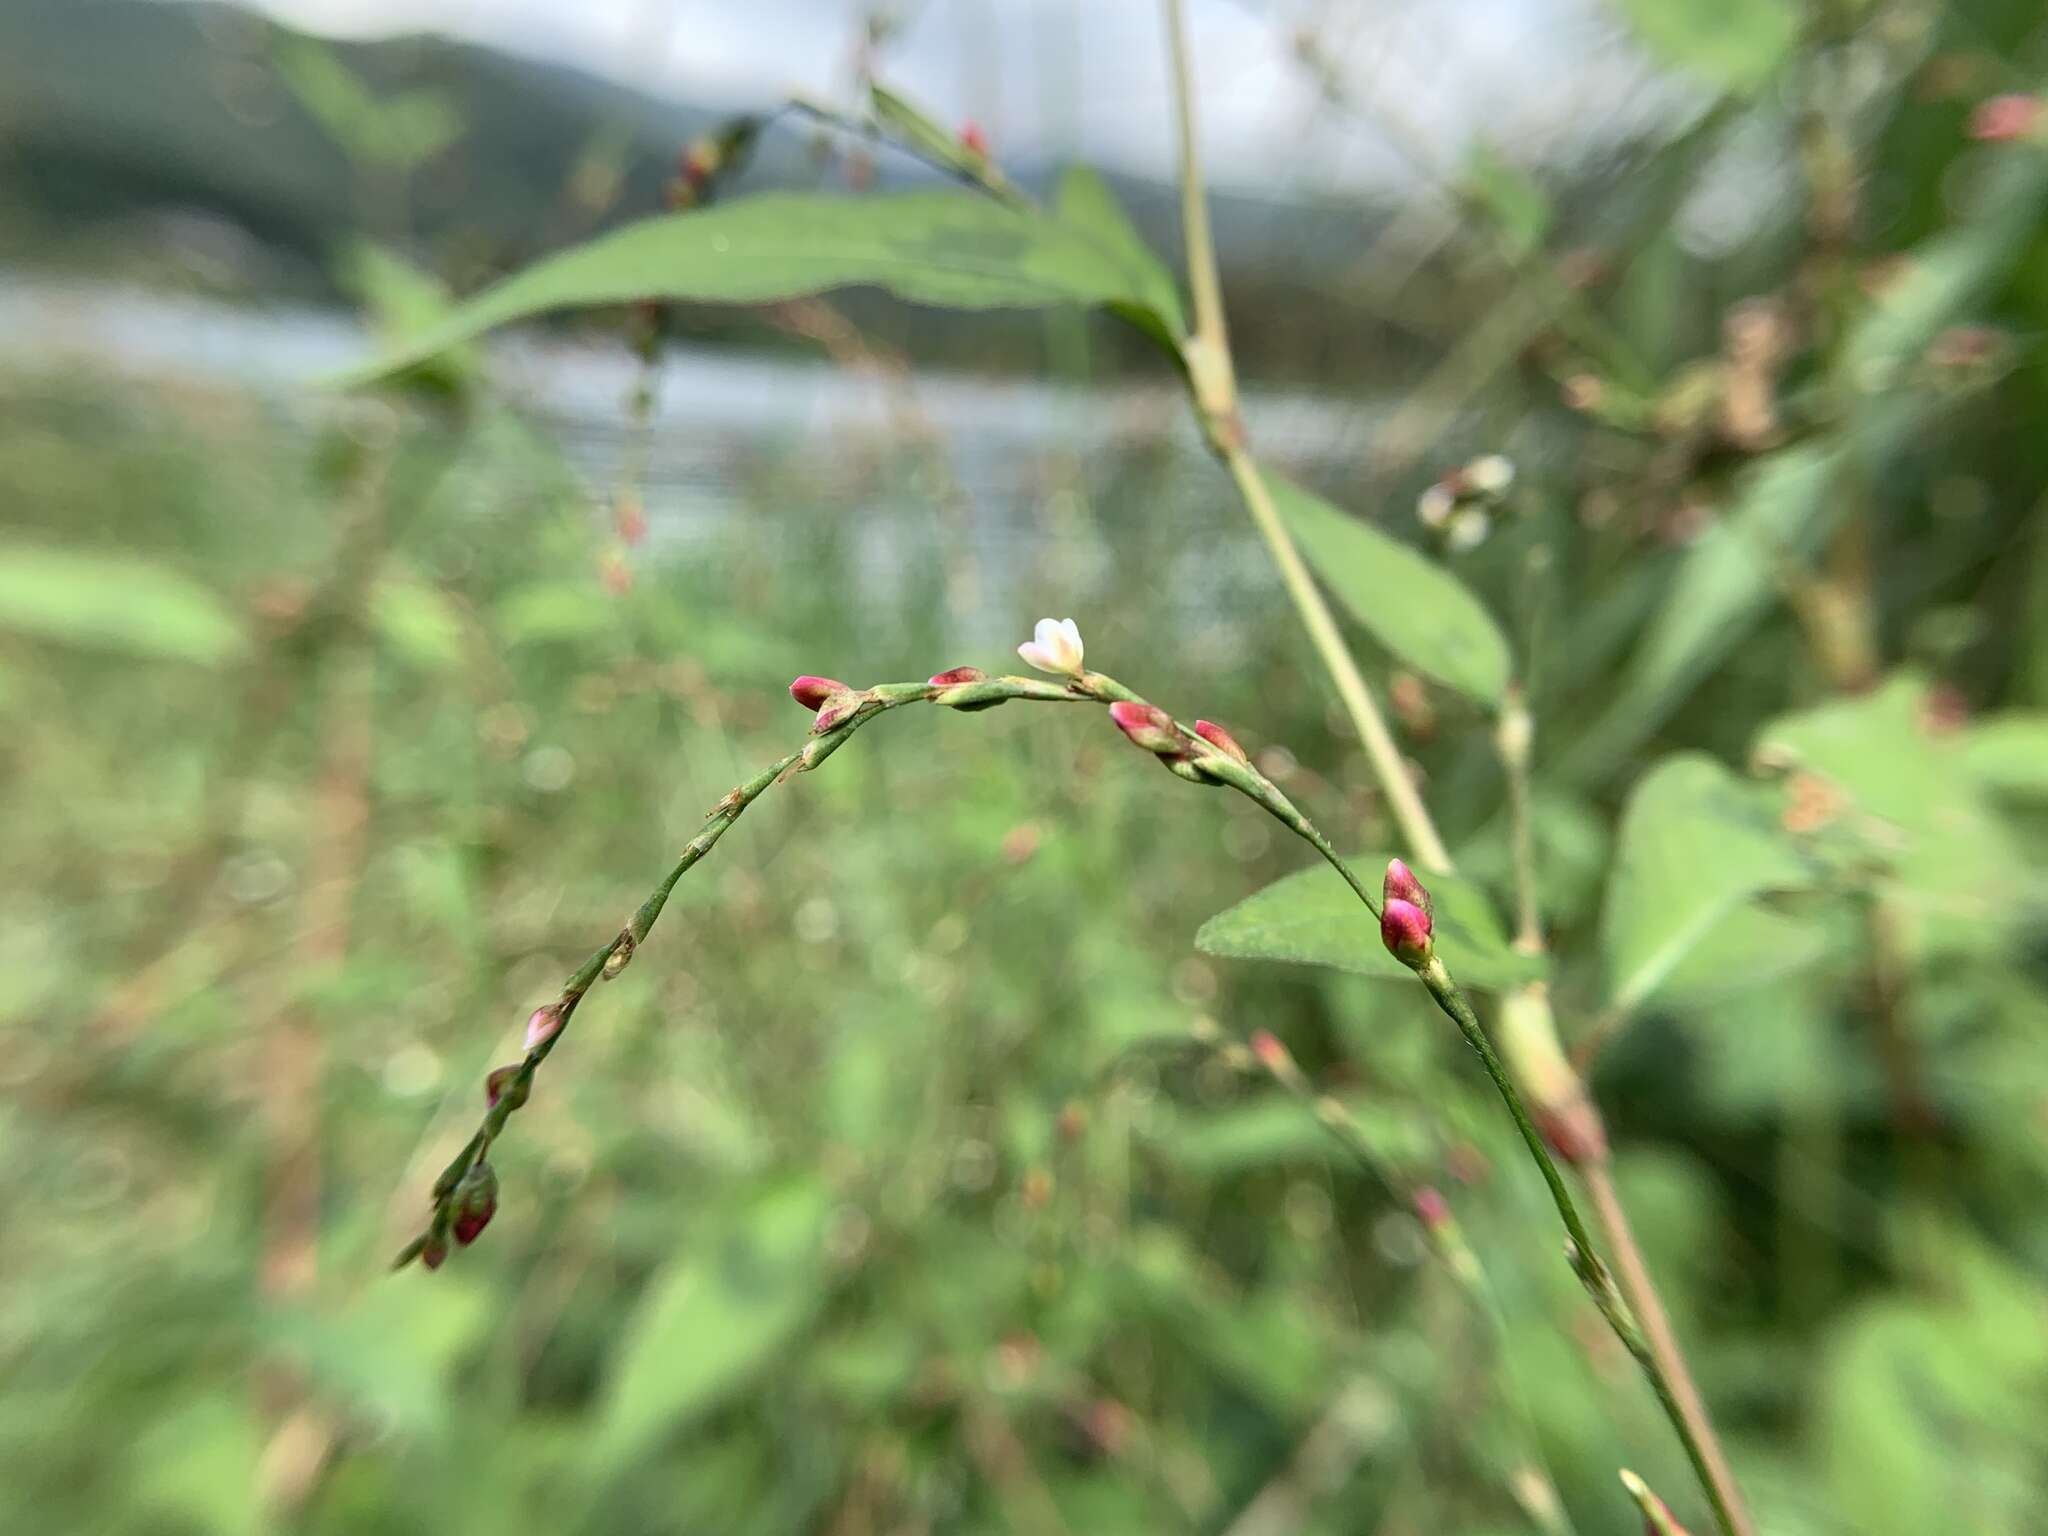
0;544;245;664
1565;442;1843;777
1961;714;2048;799
1755;672;2031;957
1609;0;1796;94
1198;854;1537;988
1267;475;1512;705
343;191;1176;385
870;82;988;180
1052;166;1187;342
1602;753;1813;1014
589;1180;829;1474
368;570;467;672
1843;149;2048;387
1463;142;1551;260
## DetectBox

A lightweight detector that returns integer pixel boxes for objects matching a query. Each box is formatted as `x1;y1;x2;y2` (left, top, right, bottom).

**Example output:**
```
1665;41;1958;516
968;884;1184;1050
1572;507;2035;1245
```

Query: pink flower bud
1413;1185;1450;1232
1383;858;1433;917
928;666;985;687
1249;1029;1291;1074
1193;719;1249;763
1970;93;2043;143
421;1232;449;1270
960;121;990;158
789;675;849;710
1107;699;1182;756
1381;898;1433;966
525;1002;564;1052
452;1162;499;1246
811;692;863;733
486;1064;530;1110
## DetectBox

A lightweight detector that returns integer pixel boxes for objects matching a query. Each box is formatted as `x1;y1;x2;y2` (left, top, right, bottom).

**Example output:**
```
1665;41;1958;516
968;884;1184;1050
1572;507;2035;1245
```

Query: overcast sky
219;0;1668;192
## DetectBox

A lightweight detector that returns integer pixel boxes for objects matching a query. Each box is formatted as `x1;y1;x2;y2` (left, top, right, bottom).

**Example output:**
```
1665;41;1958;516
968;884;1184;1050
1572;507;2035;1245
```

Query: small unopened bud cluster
789;674;869;734
1417;454;1516;552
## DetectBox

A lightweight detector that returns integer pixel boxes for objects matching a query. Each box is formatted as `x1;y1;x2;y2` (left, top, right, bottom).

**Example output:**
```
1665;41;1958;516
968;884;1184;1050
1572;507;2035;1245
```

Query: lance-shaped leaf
1267;475;1512;705
342;189;1181;385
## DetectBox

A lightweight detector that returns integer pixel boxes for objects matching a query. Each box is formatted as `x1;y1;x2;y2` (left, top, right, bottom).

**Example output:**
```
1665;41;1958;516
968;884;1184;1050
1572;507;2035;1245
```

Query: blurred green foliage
4;0;2048;1533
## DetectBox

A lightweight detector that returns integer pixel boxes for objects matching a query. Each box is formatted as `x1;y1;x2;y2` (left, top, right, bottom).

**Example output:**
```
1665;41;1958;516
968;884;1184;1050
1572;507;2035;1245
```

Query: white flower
1017;617;1085;676
1465;454;1515;497
1446;507;1492;552
1416;483;1455;529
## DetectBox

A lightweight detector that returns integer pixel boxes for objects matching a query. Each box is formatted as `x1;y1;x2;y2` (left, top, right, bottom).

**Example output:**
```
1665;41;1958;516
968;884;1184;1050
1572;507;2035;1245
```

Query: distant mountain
0;0;1499;379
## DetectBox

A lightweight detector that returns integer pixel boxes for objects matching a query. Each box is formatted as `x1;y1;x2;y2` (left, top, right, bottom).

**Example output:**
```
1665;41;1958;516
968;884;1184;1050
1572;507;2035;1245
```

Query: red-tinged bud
1383;858;1433;917
1193;719;1249;763
525;1002;565;1052
451;1162;499;1246
1970;93;2043;143
1381;898;1433;967
789;675;849;710
616;496;648;547
1107;699;1182;756
811;692;864;734
421;1232;449;1270
960;121;989;158
486;1063;530;1111
928;665;985;687
1413;1185;1450;1232
682;139;717;184
1249;1029;1291;1074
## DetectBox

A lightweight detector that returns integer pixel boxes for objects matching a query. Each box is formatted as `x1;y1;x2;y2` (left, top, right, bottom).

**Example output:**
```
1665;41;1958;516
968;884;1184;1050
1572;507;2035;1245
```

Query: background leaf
589;1180;830;1475
1609;0;1796;93
0;543;245;664
346;191;1176;383
1602;752;1813;1014
1199;854;1537;987
1267;475;1512;705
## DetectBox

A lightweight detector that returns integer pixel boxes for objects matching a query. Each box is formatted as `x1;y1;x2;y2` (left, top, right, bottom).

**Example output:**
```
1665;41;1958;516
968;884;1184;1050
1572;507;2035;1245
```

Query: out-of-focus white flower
1465;454;1515;497
1417;483;1455;528
1446;508;1491;552
1018;617;1085;676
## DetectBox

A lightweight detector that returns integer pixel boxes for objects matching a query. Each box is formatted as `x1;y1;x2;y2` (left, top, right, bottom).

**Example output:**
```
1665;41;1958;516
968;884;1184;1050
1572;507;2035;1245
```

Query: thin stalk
1498;700;1752;1536
1585;1165;1750;1536
1159;0;1453;874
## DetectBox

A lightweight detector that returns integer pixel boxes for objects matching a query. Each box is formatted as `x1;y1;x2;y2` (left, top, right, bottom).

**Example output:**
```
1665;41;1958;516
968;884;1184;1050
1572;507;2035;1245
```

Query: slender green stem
1158;0;1454;874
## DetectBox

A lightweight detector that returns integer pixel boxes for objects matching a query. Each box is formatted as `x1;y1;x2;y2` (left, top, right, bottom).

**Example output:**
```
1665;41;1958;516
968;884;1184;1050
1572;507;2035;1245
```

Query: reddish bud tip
959;121;989;157
524;1003;565;1052
486;1064;530;1110
420;1233;449;1271
928;665;985;687
1970;93;2043;143
452;1162;500;1246
1193;719;1249;763
1383;858;1433;917
789;675;848;710
1249;1029;1291;1073
1413;1185;1450;1231
811;693;863;734
1107;699;1182;756
1381;898;1434;966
